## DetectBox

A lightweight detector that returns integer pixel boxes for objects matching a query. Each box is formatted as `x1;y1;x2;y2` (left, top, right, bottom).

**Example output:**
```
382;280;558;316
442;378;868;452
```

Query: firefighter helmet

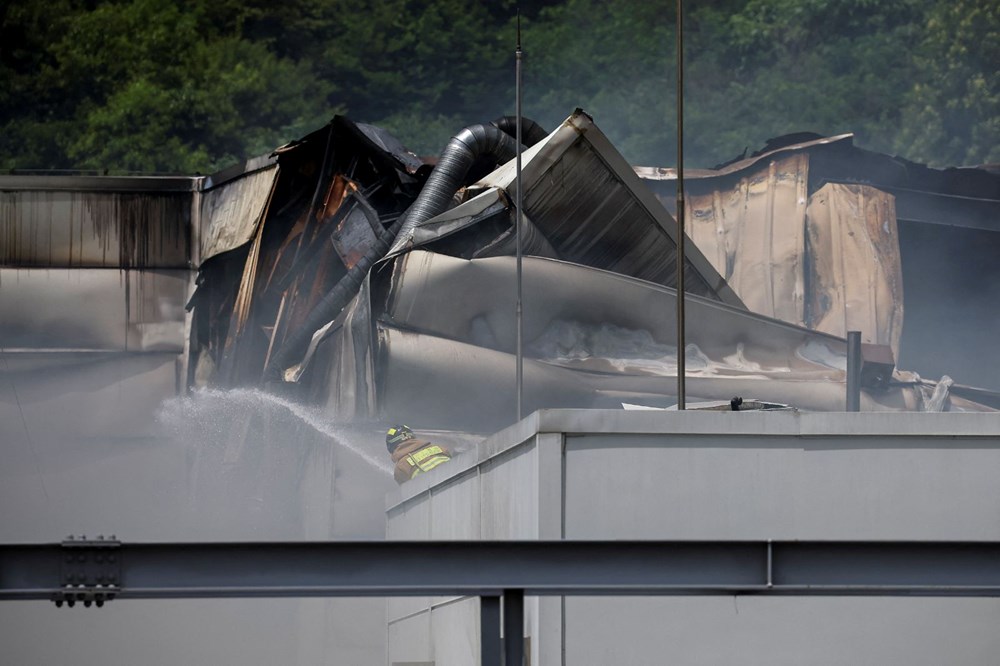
386;424;413;452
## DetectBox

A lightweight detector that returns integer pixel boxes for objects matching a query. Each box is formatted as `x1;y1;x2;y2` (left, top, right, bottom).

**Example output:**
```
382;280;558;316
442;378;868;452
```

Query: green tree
0;0;91;169
2;0;334;172
687;0;931;164
307;0;518;154
895;0;1000;165
519;0;676;164
519;0;932;167
2;0;998;172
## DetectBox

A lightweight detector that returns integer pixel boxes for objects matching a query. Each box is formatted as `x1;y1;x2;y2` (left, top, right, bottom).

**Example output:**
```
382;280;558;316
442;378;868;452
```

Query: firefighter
386;424;453;484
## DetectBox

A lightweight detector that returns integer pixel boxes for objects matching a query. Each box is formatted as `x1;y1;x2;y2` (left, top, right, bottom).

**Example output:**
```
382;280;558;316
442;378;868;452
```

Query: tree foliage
894;0;1000;165
0;0;996;172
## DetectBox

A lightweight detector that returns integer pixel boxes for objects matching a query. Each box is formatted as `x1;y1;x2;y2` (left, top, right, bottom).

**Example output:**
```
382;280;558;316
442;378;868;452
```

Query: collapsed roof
638;132;1000;391
181;111;999;430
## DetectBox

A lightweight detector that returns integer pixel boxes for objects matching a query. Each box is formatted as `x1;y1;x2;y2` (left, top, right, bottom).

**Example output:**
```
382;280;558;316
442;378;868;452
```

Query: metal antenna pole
675;0;686;410
515;10;525;422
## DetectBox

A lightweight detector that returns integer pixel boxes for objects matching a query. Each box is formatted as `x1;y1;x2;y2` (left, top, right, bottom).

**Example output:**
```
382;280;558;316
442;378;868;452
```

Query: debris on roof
638;132;1000;392
176;111;998;426
4;112;998;433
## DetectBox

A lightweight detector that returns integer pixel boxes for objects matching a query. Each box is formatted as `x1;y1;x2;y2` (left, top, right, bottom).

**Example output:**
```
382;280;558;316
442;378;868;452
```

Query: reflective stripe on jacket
390;438;453;484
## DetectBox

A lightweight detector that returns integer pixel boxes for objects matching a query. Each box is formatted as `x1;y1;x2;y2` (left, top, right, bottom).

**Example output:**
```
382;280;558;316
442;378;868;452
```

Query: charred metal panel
382;251;839;369
0;175;197;193
312;283;377;420
354;122;426;175
686;154;809;326
0;190;189;268
408;188;557;260
199;165;278;261
328;187;379;270
657;156;904;357
806;183;904;353
195;114;425;387
367;251;987;431
434;111;743;307
0;269;187;351
639;131;1000;390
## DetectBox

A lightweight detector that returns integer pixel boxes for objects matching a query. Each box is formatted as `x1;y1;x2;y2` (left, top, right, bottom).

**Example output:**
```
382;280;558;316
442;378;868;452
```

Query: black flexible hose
491;116;549;148
265;118;547;380
388;123;519;254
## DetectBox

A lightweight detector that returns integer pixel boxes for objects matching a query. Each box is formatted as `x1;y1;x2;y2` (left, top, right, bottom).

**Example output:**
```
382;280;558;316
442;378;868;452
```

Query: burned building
638;132;1000;393
4;111;999;448
184;111;1000;431
3;109;1000;665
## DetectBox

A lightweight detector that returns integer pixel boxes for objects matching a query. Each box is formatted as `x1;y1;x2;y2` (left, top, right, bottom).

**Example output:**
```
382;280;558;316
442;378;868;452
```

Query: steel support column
847;330;862;411
481;595;501;666
503;588;524;666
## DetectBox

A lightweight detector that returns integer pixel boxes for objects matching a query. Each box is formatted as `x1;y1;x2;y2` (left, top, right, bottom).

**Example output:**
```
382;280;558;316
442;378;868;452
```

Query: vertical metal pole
847;331;862;412
675;0;686;410
481;595;502;666
515;12;525;422
503;588;525;666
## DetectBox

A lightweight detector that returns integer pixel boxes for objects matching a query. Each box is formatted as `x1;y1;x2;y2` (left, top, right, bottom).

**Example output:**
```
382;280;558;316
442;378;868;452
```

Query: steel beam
4;540;1000;602
885;185;1000;232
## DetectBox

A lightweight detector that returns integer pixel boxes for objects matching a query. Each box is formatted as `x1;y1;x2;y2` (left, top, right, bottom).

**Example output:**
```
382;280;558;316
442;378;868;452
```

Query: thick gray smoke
0;386;394;665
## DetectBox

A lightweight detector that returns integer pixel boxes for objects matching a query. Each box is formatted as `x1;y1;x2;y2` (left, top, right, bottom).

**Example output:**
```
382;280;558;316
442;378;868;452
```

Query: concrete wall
386;410;1000;665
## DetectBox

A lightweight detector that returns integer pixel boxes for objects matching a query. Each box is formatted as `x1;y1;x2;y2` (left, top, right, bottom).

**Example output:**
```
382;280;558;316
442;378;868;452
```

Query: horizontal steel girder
3;540;1000;601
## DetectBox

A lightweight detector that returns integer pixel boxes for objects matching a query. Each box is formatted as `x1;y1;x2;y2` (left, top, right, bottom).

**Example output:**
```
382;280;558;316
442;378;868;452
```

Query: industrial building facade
3;112;1000;664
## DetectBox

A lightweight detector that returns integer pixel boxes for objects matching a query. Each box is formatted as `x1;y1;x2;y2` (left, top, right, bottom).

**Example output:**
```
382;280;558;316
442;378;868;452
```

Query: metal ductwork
490;116;549;150
265;118;547;380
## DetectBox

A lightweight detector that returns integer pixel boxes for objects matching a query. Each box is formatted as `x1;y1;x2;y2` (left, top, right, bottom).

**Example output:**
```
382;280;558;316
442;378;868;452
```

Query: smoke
897;224;1000;391
1;379;395;665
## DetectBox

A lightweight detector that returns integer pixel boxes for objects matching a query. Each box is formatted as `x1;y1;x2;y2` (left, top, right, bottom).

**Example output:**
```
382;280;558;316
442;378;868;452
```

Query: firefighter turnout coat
390;438;453;484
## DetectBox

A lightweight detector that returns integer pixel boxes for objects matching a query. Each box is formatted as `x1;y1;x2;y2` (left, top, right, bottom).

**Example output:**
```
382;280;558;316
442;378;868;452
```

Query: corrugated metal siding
0;269;187;351
199;165;278;260
684;158;904;356
465;110;742;307
0;190;189;268
686;153;809;325
806;183;903;353
523;136;720;298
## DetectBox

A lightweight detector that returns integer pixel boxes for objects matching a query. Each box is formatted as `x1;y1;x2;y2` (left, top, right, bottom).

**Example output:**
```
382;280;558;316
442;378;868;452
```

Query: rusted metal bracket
52;535;121;608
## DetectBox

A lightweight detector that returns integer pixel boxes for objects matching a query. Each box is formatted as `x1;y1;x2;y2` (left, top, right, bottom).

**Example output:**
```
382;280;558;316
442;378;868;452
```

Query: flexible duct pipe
265;118;546;380
491;115;548;148
388;123;519;253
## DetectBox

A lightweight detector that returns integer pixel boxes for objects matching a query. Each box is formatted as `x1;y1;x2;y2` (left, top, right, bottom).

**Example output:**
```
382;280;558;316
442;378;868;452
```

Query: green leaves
0;0;997;171
895;0;1000;165
3;0;332;172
